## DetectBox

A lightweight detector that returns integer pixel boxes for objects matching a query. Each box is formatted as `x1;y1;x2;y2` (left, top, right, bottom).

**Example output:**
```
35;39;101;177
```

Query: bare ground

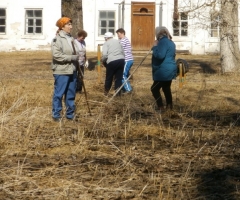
0;51;240;200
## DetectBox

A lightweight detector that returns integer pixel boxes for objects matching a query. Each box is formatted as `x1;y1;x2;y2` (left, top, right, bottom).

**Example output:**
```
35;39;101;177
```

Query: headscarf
155;26;172;40
56;17;72;31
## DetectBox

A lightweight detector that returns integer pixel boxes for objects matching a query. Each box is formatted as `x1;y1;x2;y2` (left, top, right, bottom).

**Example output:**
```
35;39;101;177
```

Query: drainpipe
159;1;163;27
173;0;179;20
122;0;125;28
118;3;121;28
118;0;125;28
94;0;96;52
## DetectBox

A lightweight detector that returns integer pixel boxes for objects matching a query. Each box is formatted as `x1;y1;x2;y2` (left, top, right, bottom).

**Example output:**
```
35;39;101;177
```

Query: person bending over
101;32;125;96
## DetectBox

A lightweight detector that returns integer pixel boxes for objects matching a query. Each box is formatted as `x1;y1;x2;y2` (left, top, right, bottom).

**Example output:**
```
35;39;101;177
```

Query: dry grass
0;51;240;199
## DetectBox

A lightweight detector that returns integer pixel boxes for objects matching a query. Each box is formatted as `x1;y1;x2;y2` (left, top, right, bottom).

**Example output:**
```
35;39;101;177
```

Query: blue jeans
122;60;133;92
52;72;77;119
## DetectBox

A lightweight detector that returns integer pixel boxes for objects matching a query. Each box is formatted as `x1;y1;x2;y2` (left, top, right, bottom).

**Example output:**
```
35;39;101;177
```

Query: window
0;8;6;34
173;12;188;36
25;9;42;34
210;14;220;37
99;11;115;35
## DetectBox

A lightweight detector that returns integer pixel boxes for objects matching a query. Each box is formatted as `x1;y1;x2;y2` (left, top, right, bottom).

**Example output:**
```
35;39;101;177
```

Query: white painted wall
1;0;235;54
83;0;121;52
0;0;61;51
83;0;225;54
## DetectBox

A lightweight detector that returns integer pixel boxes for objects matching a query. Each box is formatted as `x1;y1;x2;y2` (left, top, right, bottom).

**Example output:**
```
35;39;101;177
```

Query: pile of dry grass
0;51;240;199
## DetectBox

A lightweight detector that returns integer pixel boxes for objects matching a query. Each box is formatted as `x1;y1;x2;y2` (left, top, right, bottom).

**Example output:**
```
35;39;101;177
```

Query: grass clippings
0;51;240;200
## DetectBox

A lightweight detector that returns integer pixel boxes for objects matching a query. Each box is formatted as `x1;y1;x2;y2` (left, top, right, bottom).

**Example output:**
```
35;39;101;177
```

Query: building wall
2;0;236;54
0;0;61;51
82;0;226;54
83;0;120;52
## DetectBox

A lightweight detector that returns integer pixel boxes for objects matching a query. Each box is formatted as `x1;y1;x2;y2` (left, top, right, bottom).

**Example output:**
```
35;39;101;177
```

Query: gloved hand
84;60;89;68
71;55;79;61
101;61;107;68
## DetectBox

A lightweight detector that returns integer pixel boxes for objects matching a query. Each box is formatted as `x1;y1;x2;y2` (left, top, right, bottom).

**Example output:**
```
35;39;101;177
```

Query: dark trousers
151;80;172;108
76;65;84;92
105;59;125;94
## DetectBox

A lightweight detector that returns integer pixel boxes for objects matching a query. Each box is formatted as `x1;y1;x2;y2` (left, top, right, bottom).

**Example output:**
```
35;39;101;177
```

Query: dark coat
151;36;177;81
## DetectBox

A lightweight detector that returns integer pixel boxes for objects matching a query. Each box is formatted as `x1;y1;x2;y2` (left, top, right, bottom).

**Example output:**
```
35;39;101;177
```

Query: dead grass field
0;51;240;199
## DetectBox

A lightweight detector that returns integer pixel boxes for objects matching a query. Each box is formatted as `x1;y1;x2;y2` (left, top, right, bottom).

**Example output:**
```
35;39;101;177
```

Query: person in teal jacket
151;26;177;113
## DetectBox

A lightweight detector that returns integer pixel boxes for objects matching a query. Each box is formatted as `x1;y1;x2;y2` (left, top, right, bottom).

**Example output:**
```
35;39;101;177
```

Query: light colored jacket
101;38;125;64
75;39;86;66
51;30;80;75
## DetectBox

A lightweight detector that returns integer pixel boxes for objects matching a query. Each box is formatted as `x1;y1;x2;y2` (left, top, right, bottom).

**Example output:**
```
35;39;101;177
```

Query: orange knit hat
56;17;72;29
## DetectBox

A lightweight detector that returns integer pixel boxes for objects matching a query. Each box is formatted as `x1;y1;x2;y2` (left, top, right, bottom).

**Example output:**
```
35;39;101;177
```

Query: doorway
131;2;155;50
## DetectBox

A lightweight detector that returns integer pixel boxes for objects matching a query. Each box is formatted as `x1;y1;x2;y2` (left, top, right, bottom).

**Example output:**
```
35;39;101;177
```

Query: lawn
0;51;240;199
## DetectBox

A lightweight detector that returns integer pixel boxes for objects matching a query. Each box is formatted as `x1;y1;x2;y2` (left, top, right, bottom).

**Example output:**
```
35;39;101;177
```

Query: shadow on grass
197;166;240;200
87;57;98;71
189;59;220;74
186;111;240;127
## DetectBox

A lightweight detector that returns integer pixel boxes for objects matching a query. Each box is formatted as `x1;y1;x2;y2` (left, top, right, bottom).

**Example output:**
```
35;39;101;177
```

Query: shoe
155;106;165;114
104;90;109;96
166;104;173;110
122;90;132;95
52;117;61;122
77;91;82;94
66;117;74;121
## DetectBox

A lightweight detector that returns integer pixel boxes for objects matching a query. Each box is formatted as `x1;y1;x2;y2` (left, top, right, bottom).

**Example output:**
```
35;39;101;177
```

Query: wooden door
131;2;155;50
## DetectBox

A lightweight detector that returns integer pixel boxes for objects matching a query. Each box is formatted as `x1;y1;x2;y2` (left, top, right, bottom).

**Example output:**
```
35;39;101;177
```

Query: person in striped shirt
116;28;134;93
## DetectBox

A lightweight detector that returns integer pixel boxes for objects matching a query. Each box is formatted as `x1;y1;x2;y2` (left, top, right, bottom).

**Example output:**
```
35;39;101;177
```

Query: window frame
172;12;188;37
25;9;43;35
0;8;6;34
210;14;220;38
98;10;115;36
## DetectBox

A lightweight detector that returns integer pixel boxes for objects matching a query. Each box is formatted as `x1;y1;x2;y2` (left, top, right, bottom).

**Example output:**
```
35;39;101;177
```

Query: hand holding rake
71;40;92;116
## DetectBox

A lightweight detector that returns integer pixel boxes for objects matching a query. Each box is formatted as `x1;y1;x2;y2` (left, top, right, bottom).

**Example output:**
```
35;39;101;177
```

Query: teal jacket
151;36;177;81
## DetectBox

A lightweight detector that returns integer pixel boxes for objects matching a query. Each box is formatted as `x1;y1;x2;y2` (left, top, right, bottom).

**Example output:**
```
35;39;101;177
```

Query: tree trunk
220;0;240;73
62;0;83;38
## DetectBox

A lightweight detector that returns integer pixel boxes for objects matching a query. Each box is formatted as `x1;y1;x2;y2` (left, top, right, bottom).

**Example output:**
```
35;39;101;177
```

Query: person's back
152;36;177;81
102;38;125;64
150;26;176;112
101;32;125;96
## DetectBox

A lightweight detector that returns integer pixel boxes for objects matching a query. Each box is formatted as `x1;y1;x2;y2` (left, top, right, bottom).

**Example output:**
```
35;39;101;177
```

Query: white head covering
104;32;113;38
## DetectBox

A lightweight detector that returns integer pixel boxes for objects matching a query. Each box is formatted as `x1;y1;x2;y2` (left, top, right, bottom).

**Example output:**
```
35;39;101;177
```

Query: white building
82;0;239;54
0;0;61;51
1;0;239;54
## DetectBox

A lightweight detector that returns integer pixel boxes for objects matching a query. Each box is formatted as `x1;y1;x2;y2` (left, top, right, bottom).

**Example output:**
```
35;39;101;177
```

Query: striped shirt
120;37;133;61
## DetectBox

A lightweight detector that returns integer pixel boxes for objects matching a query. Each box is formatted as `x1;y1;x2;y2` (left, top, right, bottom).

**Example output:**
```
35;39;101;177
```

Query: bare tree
220;0;240;73
62;0;83;37
177;0;240;73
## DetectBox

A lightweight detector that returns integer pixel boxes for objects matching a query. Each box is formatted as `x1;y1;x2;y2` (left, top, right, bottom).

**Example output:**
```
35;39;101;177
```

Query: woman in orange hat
51;17;80;122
